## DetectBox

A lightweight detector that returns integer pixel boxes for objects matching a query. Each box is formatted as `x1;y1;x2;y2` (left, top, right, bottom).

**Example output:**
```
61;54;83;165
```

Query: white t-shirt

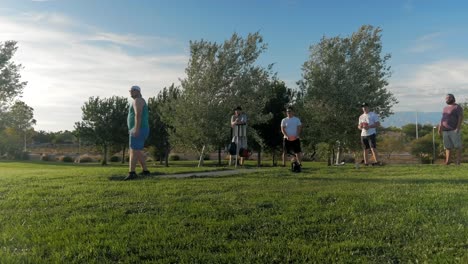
358;112;379;136
281;116;302;138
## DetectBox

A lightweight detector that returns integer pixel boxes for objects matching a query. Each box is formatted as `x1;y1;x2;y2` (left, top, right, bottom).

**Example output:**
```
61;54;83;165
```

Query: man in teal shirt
124;85;150;180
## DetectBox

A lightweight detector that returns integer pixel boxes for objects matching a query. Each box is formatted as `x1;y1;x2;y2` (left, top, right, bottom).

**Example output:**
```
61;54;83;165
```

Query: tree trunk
165;147;169;167
101;144;108;165
121;145;126;164
198;145;205;167
272;150;276;166
218;146;222;166
257;148;261;167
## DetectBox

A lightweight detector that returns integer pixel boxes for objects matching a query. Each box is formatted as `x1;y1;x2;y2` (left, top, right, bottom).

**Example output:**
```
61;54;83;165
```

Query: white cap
130;85;141;92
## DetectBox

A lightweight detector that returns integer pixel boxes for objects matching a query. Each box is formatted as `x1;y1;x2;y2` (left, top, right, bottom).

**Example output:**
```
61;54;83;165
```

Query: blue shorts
129;127;149;150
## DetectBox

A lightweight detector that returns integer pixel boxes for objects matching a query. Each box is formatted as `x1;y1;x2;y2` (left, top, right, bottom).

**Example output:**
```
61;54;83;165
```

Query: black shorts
361;134;377;149
283;138;302;155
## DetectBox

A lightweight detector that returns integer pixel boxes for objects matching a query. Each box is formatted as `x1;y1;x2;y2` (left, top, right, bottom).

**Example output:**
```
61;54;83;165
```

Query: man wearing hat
124;85;150;180
230;106;248;166
438;93;463;165
358;103;381;166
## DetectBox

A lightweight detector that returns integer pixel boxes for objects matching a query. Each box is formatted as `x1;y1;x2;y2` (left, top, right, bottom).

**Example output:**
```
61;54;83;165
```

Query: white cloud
0;12;188;131
408;32;443;53
389;59;468;112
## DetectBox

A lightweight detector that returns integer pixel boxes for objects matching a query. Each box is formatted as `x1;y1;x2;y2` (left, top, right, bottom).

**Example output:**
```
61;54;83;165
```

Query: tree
299;25;397;155
0;41;27;108
401;123;434;140
147;84;180;166
252;80;295;165
75;96;128;165
173;32;273;166
7;101;36;151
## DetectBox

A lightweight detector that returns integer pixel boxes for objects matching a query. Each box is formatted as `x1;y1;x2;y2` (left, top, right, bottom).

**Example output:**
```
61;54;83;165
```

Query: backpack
238;148;251;158
228;142;237;155
291;161;301;173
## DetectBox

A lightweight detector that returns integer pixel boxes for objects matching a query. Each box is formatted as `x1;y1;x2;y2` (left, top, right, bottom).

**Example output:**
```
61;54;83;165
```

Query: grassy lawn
1;161;468;263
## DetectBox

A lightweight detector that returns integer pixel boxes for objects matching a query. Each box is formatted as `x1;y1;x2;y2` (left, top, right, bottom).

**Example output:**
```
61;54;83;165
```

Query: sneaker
141;170;151;176
123;172;137;181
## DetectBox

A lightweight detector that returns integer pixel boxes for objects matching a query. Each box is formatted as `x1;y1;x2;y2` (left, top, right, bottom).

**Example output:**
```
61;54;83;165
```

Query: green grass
1;161;468;263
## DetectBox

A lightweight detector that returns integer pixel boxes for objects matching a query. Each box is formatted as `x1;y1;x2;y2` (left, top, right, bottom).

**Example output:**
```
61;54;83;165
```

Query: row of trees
73;25;398;166
0;41;36;159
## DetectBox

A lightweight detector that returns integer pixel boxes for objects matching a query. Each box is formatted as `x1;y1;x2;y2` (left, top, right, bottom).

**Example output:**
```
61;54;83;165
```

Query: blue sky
1;0;467;131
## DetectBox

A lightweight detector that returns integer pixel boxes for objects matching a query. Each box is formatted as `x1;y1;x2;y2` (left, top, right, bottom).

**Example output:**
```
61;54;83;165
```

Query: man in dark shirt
438;94;463;165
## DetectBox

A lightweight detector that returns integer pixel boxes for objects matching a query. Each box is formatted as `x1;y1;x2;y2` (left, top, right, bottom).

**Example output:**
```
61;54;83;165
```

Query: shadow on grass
301;176;468;185
108;171;165;181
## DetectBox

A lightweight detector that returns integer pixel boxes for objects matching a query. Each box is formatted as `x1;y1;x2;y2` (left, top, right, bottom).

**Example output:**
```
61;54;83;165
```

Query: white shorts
442;130;462;149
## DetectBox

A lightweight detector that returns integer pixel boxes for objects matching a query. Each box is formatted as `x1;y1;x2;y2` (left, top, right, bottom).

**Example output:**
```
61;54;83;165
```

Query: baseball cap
130;85;141;92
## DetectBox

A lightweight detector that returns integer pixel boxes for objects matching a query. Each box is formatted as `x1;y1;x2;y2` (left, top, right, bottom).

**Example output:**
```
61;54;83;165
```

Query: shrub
15;151;30;160
110;156;120;162
169;155;180;161
60;156;74;163
41;154;51;161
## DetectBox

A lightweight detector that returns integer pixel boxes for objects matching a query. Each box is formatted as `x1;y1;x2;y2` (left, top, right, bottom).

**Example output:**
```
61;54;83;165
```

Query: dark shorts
129;127;149;150
283;138;302;155
361;134;377;149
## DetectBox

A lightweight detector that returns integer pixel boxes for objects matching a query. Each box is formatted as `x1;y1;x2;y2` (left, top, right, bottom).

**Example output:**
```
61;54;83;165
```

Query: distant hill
381;112;440;128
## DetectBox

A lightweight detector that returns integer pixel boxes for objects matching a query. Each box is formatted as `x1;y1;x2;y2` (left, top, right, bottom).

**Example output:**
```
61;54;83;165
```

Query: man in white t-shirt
281;107;303;166
358;103;381;165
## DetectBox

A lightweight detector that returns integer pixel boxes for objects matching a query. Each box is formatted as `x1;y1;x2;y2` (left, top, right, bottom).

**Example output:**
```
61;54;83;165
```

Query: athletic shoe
123;172;137;181
141;170;151;176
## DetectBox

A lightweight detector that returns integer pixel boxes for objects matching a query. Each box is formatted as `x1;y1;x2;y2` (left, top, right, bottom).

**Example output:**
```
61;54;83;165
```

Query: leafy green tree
173;32;273;166
299;25;397;155
251;80;295;165
7;101;36;151
75;96;128;165
402;123;435;140
147;84;180;166
0;41;27;109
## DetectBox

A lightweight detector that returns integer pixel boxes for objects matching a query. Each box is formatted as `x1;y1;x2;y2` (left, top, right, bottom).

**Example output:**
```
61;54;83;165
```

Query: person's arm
456;106;464;133
370;121;380;129
231;115;237;128
132;98;144;136
297;124;302;138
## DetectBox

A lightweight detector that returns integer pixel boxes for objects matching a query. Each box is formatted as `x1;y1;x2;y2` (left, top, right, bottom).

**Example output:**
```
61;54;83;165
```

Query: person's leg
282;139;287;166
370;148;379;163
361;136;370;164
134;150;148;171
129;148;137;172
442;131;452;165
362;149;368;164
445;149;452;165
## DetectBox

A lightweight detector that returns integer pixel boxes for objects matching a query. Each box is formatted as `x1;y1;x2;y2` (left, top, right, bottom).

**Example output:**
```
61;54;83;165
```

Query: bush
60;156;74;163
15;151;30;160
169;155;180;161
41;154;51;161
110;156;120;162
